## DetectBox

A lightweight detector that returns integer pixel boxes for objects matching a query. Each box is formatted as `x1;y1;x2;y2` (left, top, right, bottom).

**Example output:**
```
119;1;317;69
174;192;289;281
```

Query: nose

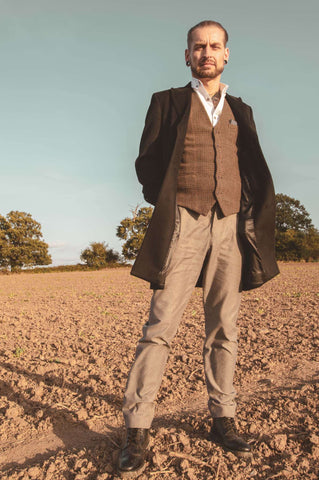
203;45;213;57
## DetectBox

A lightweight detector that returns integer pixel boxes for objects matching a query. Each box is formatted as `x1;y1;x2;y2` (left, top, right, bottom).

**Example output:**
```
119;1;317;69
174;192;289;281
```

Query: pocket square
229;119;238;125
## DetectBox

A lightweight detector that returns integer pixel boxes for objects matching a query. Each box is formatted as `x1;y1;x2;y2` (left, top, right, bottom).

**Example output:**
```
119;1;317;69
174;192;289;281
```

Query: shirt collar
191;77;229;101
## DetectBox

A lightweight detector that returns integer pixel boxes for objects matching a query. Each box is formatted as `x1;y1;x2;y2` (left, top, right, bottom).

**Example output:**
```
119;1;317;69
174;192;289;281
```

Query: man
118;20;279;475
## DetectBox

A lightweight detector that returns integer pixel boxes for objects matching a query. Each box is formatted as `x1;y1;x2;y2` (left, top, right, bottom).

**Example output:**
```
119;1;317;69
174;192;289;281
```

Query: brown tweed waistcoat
176;92;241;216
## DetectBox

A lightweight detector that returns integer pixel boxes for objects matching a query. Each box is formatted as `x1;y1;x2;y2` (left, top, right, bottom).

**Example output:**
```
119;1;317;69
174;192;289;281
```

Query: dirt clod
271;434;287;452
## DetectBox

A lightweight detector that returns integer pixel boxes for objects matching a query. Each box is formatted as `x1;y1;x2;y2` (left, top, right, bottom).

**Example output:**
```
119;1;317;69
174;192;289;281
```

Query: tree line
0;194;318;271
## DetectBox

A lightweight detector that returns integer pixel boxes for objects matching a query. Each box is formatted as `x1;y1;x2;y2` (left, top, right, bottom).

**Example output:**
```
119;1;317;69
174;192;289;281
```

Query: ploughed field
0;263;318;480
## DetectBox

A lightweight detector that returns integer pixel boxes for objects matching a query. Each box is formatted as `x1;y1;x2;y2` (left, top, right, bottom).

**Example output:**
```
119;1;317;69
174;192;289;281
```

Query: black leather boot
210;417;252;457
118;428;150;475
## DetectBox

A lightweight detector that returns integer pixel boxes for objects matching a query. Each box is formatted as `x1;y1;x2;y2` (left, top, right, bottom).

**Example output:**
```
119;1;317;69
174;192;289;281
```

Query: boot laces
223;417;237;434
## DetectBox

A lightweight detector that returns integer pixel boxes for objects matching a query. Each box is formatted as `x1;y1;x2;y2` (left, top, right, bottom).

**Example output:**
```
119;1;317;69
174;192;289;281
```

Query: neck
197;76;221;97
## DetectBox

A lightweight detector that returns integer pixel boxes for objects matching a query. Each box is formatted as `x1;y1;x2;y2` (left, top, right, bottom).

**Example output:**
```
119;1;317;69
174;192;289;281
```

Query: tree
80;242;120;268
275;194;319;261
275;229;304;261
0;211;52;271
301;227;319;261
116;206;153;260
275;193;313;232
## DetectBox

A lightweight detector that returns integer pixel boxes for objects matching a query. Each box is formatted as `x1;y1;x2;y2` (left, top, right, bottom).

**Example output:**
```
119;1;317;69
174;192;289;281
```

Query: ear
185;48;190;64
224;47;230;63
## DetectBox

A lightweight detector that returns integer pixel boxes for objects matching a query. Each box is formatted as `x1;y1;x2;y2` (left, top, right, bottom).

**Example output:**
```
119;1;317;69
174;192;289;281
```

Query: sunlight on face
185;26;229;80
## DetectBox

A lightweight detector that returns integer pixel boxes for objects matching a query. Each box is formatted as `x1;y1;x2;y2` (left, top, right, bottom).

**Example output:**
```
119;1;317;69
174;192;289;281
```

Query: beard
190;62;224;79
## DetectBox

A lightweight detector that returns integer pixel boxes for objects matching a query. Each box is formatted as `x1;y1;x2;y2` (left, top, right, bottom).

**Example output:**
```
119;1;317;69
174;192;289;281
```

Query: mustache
199;58;216;66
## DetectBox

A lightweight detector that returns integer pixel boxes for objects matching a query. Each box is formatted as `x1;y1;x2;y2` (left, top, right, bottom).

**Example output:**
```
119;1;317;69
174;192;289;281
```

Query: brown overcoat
131;83;279;290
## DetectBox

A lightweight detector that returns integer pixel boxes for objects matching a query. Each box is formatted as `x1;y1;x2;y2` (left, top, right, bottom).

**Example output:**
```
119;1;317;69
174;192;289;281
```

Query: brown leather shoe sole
118;462;146;478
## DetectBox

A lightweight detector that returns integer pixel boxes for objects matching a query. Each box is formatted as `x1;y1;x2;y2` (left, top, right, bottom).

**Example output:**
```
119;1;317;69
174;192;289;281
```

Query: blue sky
0;0;318;265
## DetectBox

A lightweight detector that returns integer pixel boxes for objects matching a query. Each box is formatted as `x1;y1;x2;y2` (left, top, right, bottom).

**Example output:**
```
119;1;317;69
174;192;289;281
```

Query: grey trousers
123;205;243;428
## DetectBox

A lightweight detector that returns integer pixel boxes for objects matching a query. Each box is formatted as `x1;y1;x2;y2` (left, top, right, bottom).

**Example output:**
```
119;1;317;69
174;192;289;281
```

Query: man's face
185;26;229;80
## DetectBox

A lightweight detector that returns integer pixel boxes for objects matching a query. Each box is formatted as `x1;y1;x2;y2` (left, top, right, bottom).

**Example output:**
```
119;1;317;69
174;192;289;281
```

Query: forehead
190;26;225;45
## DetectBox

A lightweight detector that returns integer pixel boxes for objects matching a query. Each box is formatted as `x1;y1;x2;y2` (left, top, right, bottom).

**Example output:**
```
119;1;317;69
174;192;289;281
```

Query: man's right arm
135;93;164;205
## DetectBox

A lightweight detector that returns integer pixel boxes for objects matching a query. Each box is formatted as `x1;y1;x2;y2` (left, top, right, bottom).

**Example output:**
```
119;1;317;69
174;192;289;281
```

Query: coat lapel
170;83;192;122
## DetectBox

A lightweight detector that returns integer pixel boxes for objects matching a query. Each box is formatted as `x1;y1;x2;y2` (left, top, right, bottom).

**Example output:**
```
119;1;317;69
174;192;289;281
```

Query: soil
0;262;318;480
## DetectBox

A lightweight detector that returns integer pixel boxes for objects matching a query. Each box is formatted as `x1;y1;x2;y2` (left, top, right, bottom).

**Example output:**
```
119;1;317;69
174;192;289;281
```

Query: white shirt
191;77;229;127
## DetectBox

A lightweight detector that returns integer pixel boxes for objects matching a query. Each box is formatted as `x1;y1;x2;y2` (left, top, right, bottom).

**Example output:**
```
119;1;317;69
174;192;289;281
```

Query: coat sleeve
135;94;164;205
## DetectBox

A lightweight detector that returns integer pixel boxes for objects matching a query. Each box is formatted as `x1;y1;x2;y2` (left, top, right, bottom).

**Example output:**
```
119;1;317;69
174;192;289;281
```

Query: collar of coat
170;82;249;128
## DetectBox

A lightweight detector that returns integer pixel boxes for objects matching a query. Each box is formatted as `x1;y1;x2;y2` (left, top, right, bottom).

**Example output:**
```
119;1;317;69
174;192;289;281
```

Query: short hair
187;20;229;48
